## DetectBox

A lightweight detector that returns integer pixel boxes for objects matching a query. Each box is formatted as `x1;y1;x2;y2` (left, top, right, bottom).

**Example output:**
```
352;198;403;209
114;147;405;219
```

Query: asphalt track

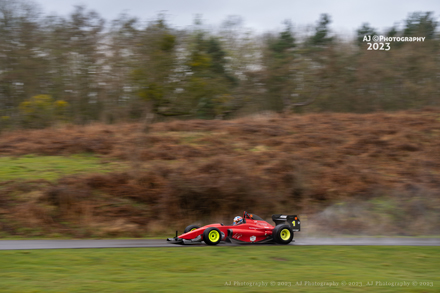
0;238;439;250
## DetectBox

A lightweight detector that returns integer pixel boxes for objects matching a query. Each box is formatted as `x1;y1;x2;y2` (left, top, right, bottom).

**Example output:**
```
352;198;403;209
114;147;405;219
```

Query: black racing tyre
273;224;294;244
184;225;200;233
203;227;222;246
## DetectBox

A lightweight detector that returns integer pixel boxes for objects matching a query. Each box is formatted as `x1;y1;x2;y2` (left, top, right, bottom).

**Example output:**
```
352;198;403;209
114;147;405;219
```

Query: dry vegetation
1;109;440;237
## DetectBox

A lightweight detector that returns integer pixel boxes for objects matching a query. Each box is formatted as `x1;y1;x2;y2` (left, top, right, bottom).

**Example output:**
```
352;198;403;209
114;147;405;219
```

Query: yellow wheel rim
208;230;220;242
280;229;291;241
190;228;197;231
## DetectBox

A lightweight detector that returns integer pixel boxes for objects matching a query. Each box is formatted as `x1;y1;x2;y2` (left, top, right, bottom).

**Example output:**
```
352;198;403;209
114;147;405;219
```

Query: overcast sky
35;0;439;34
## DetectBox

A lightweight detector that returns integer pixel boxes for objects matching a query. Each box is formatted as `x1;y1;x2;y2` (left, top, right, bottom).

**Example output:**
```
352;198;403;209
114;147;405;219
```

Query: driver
233;216;243;225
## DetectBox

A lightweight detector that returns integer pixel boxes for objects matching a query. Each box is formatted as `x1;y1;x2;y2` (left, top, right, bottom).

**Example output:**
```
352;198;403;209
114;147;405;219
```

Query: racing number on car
292;221;295;226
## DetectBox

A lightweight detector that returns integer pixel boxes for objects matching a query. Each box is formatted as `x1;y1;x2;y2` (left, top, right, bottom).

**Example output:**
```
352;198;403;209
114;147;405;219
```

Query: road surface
0;237;439;250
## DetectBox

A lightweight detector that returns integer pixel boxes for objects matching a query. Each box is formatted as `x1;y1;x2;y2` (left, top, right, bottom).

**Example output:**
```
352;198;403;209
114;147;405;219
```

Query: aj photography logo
224;280;434;287
363;35;426;51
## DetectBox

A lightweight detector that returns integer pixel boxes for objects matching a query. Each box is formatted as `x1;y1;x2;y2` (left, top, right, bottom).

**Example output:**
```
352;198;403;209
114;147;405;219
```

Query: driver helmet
233;216;243;225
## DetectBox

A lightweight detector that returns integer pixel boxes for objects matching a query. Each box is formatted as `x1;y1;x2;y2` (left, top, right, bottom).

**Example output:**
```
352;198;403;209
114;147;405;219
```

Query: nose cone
179;228;203;239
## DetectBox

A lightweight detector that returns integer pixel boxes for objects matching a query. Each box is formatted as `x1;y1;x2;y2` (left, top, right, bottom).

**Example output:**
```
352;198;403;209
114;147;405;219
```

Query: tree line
0;0;439;129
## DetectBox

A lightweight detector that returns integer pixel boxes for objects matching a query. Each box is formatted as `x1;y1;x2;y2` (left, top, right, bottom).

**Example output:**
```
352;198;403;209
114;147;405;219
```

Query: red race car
167;211;300;245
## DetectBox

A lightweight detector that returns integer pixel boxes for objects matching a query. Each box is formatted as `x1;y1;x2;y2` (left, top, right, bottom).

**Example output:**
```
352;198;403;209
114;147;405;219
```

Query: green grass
0;246;438;292
0;154;125;181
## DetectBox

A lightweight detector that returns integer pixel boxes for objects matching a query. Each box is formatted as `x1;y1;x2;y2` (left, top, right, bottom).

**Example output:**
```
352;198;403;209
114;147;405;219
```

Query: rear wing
272;214;301;232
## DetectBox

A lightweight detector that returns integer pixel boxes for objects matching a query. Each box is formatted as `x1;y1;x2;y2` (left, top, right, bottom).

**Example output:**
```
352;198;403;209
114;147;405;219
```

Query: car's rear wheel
273;224;294;244
184;225;200;233
203;227;222;245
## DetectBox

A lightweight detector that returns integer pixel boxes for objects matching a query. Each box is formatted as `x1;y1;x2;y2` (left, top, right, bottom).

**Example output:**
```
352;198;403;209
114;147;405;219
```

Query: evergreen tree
184;30;236;118
356;23;377;45
263;21;296;112
403;12;437;40
309;14;333;47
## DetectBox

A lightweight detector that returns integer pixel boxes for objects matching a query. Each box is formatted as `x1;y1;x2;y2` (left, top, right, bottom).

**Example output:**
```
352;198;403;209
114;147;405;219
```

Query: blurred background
0;0;439;238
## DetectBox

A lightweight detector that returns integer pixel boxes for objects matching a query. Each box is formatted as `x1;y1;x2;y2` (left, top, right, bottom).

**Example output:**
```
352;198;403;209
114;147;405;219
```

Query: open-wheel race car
167;211;300;245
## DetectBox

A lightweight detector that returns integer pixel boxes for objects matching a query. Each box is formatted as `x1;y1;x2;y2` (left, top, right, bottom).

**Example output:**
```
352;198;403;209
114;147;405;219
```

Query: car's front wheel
273;224;294;244
184;225;200;233
203;227;222;245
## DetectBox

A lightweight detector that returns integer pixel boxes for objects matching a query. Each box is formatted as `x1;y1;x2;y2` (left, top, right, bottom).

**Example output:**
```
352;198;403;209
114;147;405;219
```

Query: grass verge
0;246;438;292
